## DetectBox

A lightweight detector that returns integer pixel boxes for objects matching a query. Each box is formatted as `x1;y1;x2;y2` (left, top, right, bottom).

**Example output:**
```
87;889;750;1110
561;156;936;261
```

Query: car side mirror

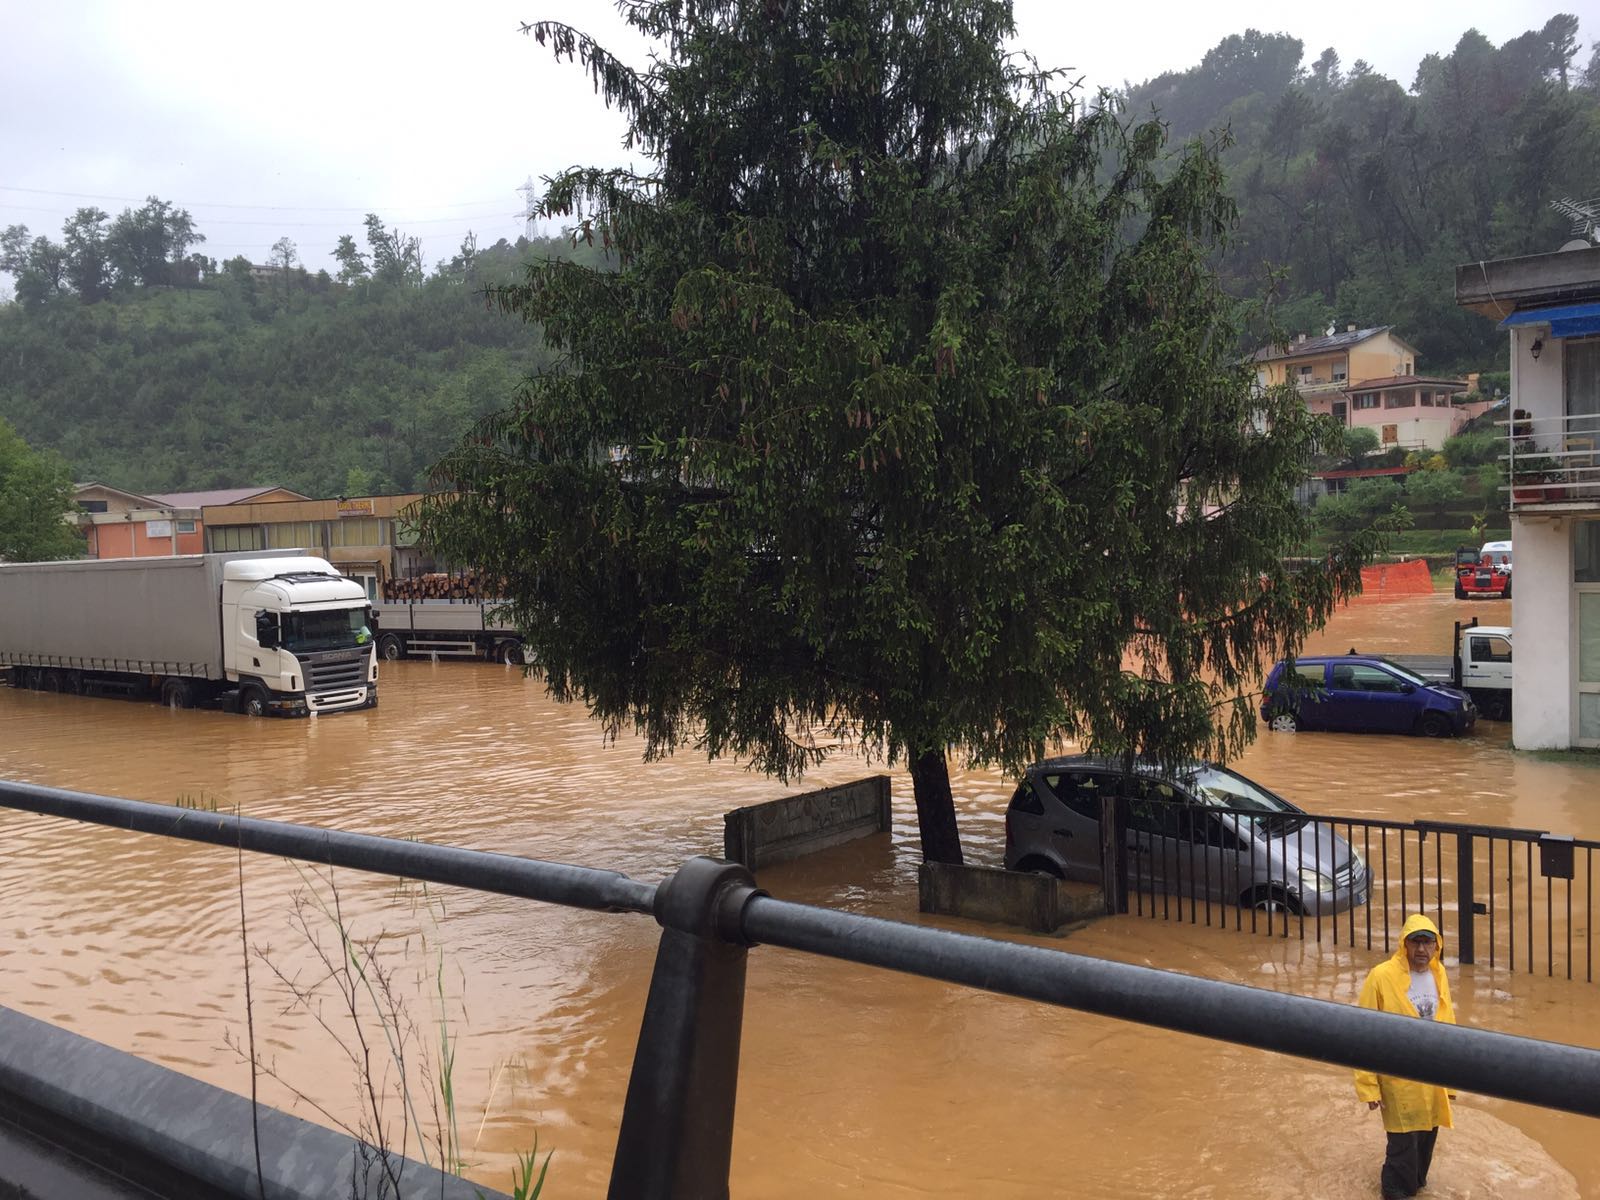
1399;683;1415;694
255;611;280;650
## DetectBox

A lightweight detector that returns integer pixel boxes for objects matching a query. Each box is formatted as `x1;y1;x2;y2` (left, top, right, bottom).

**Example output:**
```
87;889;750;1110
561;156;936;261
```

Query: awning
1499;301;1600;339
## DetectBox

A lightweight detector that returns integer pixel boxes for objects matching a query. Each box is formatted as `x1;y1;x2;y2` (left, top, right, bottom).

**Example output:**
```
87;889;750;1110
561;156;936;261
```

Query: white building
1456;244;1600;749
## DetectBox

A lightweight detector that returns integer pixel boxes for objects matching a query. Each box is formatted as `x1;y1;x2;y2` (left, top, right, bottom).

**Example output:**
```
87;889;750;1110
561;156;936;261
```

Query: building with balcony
1456;243;1600;749
71;484;307;559
1252;326;1490;450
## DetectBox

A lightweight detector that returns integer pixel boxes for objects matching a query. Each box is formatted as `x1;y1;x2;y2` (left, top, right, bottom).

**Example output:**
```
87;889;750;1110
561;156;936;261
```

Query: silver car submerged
1003;756;1371;916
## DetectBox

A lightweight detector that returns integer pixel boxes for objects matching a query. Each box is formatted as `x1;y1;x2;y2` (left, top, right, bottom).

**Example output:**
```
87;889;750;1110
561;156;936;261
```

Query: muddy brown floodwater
2;591;1598;1198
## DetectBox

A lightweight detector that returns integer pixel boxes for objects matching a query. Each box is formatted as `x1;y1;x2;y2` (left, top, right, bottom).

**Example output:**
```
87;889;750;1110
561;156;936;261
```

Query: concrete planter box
918;862;1105;933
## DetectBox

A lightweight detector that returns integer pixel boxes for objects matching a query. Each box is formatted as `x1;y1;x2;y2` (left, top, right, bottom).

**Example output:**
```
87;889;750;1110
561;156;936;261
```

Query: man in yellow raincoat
1353;913;1455;1199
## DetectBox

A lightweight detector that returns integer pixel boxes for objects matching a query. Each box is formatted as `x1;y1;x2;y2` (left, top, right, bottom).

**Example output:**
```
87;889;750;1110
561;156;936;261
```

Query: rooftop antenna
1549;196;1600;248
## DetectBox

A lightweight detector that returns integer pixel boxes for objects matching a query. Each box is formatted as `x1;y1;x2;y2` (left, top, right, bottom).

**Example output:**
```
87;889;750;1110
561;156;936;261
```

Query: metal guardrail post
1098;792;1128;915
608;857;763;1200
1457;831;1476;964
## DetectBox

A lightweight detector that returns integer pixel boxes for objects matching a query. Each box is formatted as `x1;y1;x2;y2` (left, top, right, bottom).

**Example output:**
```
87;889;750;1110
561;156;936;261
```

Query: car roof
1030;754;1212;776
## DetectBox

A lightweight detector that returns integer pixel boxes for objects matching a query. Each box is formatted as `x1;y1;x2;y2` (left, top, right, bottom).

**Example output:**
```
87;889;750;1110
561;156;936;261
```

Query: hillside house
72;484;308;559
1253;326;1492;451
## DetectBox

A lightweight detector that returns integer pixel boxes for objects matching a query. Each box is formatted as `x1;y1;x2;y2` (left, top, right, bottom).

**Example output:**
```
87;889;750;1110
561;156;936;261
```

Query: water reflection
0;592;1595;1197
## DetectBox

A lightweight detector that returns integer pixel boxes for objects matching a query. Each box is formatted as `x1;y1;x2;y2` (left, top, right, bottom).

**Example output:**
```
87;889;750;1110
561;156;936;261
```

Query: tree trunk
909;750;964;865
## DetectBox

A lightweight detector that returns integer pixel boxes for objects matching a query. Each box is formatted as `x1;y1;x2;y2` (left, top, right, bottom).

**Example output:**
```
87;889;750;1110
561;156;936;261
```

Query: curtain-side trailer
0;552;378;716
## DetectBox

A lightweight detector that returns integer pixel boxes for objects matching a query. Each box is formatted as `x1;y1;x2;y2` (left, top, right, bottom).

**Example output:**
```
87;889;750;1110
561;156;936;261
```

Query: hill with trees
1125;16;1598;371
0;14;1593;494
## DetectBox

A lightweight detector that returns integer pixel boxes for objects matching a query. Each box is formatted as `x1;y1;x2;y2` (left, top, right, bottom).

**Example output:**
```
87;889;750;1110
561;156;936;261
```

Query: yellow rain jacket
1353;913;1455;1133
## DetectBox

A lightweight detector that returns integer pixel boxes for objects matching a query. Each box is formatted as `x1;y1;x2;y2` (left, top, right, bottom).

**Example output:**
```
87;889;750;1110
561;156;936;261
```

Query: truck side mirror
255;611;280;649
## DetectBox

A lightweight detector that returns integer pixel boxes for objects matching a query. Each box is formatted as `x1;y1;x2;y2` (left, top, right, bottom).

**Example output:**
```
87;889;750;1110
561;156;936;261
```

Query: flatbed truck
370;600;526;663
1388;618;1512;721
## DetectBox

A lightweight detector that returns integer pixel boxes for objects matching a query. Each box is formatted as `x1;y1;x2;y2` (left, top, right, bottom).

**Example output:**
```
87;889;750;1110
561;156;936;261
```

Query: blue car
1262;654;1476;737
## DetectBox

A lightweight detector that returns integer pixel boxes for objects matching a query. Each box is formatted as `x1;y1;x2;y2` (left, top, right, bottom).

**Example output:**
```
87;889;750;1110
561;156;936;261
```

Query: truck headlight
1298;867;1333;894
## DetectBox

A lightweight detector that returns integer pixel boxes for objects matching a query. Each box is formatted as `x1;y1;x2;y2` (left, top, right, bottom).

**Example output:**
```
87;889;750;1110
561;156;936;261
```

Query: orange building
72;484;308;559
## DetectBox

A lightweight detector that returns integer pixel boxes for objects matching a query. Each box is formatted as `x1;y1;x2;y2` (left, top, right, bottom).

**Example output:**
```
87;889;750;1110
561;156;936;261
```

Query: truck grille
306;655;367;692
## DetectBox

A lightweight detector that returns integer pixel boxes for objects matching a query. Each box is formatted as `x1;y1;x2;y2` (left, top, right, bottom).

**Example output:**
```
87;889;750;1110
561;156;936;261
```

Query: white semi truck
0;552;377;716
370;600;526;663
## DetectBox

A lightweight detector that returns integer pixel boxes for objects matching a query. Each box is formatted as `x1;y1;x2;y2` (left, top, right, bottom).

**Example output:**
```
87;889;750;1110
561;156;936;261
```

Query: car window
1187;766;1307;834
1041;771;1106;821
1286;663;1325;687
1470;636;1511;664
1010;780;1044;816
1329;663;1408;693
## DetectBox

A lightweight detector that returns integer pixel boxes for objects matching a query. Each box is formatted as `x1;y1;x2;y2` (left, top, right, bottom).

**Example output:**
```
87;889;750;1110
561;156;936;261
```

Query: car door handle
1051;828;1073;839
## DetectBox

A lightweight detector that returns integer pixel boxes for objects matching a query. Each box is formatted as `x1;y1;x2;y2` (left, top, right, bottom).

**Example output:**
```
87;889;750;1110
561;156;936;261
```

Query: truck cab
1456;623;1512;720
222;557;377;715
1455;540;1512;600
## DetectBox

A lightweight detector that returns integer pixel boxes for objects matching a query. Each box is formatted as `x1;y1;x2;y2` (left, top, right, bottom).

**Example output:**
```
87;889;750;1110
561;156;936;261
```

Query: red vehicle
1454;542;1512;600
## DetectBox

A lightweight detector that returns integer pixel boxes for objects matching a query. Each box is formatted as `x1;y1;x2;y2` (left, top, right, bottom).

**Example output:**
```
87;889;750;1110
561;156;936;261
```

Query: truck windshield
281;608;371;653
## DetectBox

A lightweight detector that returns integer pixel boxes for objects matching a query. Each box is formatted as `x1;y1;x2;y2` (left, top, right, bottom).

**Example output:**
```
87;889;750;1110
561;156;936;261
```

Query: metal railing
1501;410;1600;509
1120;800;1597;982
3;778;1600;1200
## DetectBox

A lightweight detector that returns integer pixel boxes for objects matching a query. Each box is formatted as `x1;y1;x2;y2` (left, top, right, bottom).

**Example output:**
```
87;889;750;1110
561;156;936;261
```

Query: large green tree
0;417;81;562
423;0;1377;863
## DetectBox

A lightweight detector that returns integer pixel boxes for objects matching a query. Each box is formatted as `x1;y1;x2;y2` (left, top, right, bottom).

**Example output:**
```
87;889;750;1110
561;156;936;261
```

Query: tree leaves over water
422;0;1381;862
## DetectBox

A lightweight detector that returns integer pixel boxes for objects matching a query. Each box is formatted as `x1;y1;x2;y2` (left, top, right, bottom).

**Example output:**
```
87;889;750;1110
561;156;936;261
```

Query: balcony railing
1502;411;1600;511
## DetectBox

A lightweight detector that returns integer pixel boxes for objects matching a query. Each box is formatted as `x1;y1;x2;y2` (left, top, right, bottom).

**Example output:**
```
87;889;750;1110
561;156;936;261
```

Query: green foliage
1129;17;1599;375
1442;429;1501;468
1404;468;1465;505
0;238;572;495
0;416;83;561
1343;426;1379;461
1313;478;1407;531
423;0;1383;863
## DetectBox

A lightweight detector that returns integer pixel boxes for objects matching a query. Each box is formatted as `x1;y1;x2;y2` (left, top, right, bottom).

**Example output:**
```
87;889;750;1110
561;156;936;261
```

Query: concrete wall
0;1004;503;1200
1512;516;1573;749
917;862;1104;933
724;776;891;869
1512;326;1566;423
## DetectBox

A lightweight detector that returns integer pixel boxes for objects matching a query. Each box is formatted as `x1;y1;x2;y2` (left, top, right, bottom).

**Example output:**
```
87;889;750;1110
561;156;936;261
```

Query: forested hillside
0;230;587;496
0;14;1594;494
1126;16;1599;371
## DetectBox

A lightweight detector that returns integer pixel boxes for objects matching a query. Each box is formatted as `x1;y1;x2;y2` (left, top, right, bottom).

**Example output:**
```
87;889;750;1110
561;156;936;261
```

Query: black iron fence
1118;799;1597;982
3;778;1600;1200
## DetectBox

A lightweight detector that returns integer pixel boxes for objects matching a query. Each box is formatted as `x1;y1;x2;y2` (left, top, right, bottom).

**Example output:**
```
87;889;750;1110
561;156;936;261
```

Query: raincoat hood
1394;913;1444;966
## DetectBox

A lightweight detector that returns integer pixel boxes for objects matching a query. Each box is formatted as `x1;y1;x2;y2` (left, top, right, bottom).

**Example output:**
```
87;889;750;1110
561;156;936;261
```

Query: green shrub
1404;469;1466;505
1442;429;1501;468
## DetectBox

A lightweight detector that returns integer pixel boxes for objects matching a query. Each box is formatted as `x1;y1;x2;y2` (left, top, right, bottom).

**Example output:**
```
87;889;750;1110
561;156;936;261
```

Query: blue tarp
1499;301;1600;339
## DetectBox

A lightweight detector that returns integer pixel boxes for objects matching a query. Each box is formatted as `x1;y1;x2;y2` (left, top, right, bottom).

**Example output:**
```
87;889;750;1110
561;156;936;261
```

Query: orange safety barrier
1358;558;1435;596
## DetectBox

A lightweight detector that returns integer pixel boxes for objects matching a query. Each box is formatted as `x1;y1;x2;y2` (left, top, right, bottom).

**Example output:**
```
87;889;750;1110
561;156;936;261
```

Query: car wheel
160;678;193;709
377;633;405;661
239;682;270;717
1418;711;1453;738
1268;711;1300;733
1244;886;1302;915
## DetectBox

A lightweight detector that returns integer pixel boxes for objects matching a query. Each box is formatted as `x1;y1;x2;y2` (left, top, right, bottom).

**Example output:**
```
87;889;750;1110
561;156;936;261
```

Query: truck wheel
239;682;270;717
1454;582;1467;600
160;678;193;709
1418;711;1453;738
496;640;525;665
1503;579;1512;599
378;633;406;661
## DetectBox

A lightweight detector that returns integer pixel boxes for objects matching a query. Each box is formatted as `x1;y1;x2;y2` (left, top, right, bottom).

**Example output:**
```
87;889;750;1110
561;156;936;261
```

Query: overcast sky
1;1;1585;284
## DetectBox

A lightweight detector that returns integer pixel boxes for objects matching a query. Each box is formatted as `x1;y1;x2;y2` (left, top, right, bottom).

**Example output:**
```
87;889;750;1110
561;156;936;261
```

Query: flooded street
3;590;1598;1197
